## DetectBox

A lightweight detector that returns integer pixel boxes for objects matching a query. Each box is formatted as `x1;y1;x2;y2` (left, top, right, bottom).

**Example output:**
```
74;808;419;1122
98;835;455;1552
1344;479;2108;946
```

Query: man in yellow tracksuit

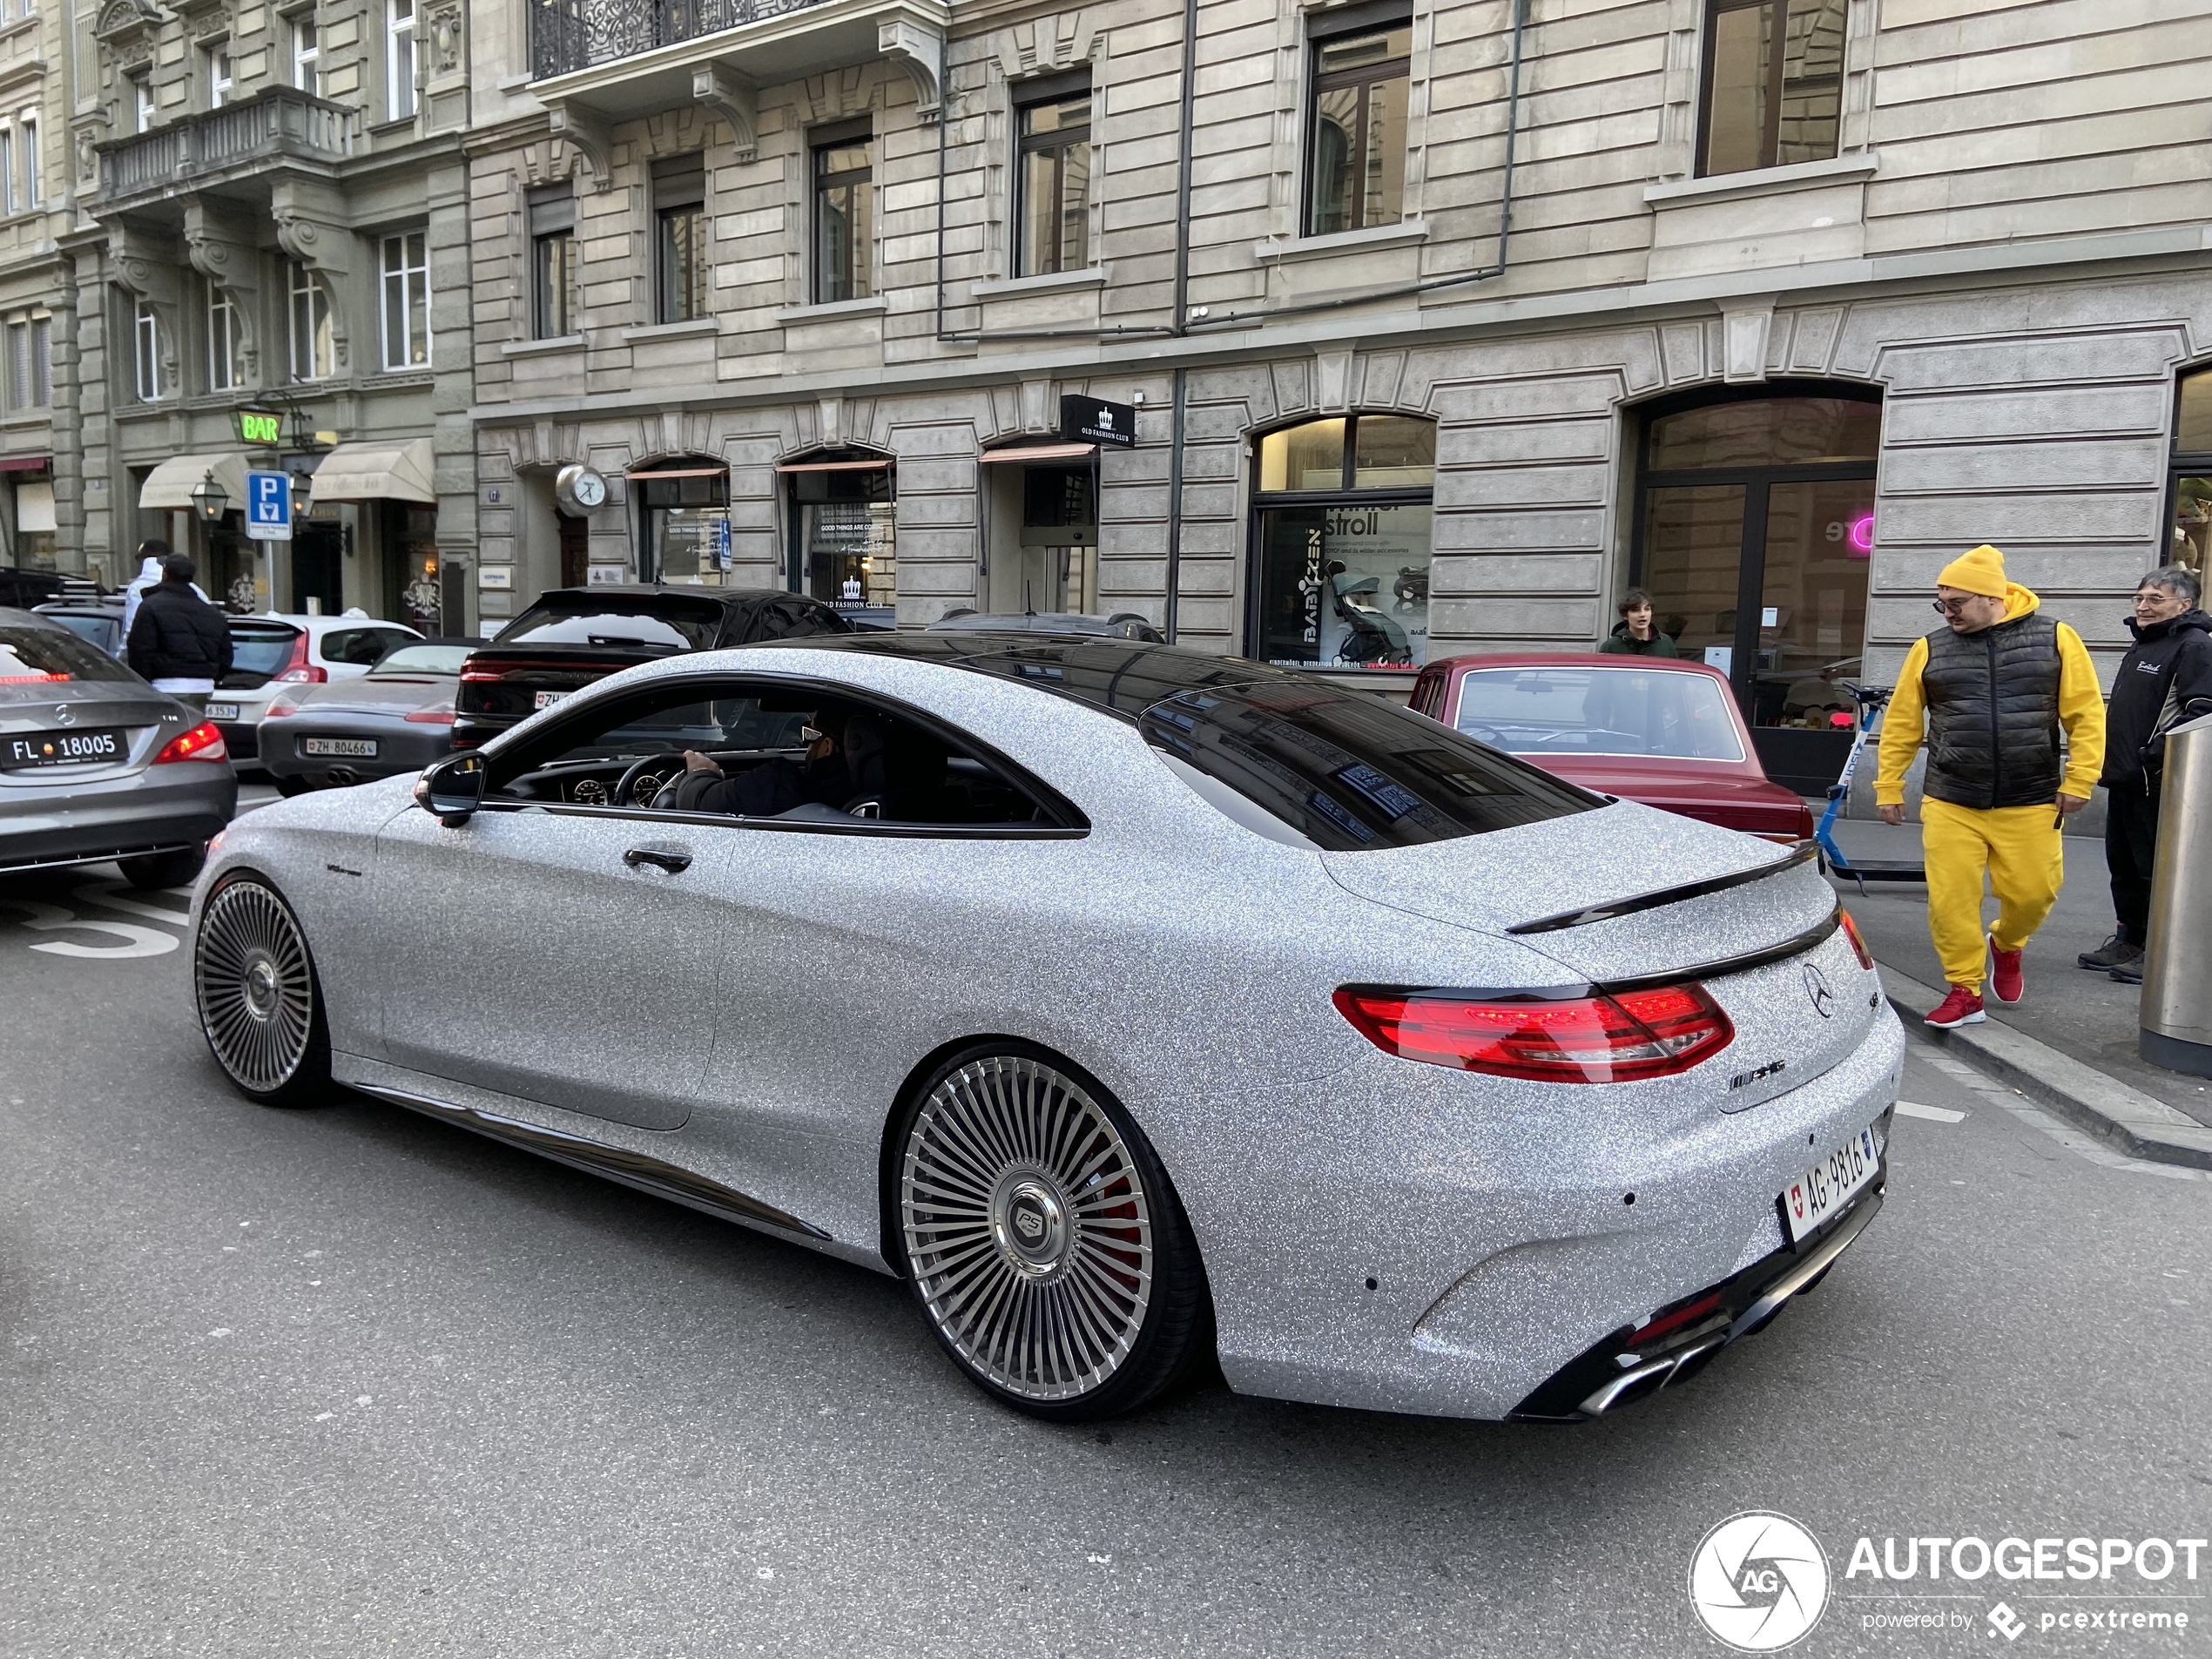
1874;544;2106;1028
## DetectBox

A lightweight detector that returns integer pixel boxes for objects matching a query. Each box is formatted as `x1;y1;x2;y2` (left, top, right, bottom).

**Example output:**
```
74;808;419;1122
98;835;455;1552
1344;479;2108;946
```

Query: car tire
118;844;206;890
893;1046;1213;1421
192;875;332;1109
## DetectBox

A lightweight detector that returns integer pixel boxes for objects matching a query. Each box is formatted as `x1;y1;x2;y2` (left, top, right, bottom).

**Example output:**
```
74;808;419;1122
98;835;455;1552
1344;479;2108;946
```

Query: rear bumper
260;725;451;781
0;761;236;873
216;720;260;761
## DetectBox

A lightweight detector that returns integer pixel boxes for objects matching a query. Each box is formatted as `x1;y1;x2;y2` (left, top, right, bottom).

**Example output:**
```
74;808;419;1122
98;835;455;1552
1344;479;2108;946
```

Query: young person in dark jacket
2080;566;2212;981
125;554;233;712
1598;587;1678;657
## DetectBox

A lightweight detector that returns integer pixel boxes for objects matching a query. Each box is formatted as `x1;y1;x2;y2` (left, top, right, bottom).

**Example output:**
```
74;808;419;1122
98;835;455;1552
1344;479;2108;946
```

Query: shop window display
790;459;895;631
2168;367;2212;577
1253;414;1435;671
636;464;731;585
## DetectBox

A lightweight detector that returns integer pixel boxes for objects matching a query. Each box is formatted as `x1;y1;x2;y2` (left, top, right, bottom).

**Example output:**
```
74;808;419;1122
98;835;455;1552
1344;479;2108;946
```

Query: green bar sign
237;408;282;447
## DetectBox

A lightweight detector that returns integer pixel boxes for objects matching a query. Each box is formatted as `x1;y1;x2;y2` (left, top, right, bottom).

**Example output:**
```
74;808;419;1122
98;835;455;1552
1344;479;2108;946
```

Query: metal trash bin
2139;711;2212;1074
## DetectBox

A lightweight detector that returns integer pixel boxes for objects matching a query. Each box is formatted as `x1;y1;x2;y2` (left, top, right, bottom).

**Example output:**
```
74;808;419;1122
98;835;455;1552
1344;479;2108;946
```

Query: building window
1305;9;1412;236
207;287;245;391
132;299;162;401
17;113;35;209
207;47;233;109
789;454;895;622
632;456;730;585
1699;0;1845;177
1252;414;1435;671
1015;74;1091;277
1631;386;1878;784
388;0;417;121
651;155;707;324
811;121;873;304
130;71;154;134
292;16;320;94
5;317;40;410
0;127;14;217
380;230;429;368
2168;368;2212;578
529;184;577;339
288;260;334;381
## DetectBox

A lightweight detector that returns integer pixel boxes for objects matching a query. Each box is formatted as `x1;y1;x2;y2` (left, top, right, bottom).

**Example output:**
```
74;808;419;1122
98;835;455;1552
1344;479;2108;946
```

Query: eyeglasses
1932;597;1979;617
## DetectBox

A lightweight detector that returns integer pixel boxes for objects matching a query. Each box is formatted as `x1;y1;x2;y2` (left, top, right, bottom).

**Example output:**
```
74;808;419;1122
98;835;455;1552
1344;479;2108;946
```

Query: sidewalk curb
1878;963;2212;1172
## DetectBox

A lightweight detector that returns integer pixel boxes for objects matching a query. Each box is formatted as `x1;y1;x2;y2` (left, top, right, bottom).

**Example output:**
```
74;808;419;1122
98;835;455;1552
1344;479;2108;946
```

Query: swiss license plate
206;703;240;721
2;727;126;769
533;690;570;711
303;737;377;758
1780;1122;1881;1244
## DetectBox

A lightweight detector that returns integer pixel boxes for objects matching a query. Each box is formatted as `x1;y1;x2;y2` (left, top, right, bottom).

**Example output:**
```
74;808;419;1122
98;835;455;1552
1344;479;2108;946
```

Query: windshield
45;614;119;652
0;622;138;685
229;626;300;678
370;644;474;677
1453;666;1746;762
498;597;722;652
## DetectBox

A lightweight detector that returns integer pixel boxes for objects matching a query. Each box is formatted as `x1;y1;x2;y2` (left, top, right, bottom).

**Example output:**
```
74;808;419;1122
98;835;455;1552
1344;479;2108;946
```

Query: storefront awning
138;452;251;510
774;458;894;474
307;438;437;504
624;465;727;480
0;454;50;474
978;443;1096;464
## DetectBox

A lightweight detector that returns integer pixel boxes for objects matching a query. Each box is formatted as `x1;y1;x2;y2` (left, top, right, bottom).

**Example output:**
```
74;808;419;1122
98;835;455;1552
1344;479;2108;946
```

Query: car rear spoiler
1506;842;1817;936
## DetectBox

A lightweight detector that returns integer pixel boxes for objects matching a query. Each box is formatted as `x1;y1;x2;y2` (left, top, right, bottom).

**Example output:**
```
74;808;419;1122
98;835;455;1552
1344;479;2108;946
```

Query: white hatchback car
209;613;421;772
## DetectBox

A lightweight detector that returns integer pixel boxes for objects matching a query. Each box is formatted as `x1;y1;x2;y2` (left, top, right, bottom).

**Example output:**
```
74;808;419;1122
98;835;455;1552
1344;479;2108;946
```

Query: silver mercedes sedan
189;635;1902;1423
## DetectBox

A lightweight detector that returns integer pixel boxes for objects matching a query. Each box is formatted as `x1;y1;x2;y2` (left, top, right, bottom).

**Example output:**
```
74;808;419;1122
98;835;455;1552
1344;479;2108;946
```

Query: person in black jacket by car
2080;566;2212;981
125;554;233;713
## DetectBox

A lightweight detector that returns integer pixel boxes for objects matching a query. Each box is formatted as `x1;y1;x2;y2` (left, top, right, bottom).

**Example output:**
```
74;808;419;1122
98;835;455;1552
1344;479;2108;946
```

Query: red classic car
1409;653;1816;842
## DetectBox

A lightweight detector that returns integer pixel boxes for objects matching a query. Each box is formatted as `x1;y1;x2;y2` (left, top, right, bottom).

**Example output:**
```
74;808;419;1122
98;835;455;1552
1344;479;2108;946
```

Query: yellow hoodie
1873;582;2105;806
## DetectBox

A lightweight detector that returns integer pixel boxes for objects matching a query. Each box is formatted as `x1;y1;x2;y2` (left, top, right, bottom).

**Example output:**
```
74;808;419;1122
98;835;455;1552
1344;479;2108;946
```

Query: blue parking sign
246;470;292;542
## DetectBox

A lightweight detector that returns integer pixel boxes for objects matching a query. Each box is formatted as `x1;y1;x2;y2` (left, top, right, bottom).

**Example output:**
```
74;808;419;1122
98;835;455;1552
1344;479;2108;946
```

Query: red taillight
1629;1289;1725;1349
0;671;64;683
1332;981;1734;1083
264;697;300;719
1838;910;1875;972
404;707;456;725
154;721;228;765
273;631;326;684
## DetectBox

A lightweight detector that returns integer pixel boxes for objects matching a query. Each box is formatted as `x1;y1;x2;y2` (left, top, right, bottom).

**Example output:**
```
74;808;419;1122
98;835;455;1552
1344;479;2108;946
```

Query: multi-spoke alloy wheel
194;879;328;1106
897;1049;1210;1420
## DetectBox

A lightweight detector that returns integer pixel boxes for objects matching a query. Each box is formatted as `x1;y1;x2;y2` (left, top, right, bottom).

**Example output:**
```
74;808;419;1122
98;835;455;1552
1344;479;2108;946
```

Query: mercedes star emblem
1802;961;1836;1020
53;704;73;726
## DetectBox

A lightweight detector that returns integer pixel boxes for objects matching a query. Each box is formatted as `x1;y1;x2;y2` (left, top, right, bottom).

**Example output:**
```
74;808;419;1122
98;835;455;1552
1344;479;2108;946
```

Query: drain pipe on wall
1163;0;1198;639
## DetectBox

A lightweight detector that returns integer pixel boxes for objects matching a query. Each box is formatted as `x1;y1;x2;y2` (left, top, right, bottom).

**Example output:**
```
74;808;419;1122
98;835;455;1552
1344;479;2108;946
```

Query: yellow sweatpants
1921;798;2067;990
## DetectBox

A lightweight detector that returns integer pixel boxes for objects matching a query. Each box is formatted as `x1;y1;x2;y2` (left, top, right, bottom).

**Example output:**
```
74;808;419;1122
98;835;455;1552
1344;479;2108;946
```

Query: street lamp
288;471;313;519
190;471;228;526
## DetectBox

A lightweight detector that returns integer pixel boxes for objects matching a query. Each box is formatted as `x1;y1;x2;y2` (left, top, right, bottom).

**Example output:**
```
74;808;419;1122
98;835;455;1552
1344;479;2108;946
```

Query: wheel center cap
992;1173;1069;1277
244;958;278;1019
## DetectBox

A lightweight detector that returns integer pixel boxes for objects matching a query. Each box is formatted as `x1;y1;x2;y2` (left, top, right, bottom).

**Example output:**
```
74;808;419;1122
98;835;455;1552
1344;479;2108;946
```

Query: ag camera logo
1689;1512;1831;1651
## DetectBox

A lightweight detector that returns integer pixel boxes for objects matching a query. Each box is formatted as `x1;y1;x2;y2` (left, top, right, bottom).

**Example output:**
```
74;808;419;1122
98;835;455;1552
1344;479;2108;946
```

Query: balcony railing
98;88;354;205
529;0;837;80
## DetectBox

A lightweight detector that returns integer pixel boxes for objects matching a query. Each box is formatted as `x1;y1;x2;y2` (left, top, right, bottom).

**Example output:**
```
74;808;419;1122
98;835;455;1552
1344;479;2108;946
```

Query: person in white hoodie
118;540;209;637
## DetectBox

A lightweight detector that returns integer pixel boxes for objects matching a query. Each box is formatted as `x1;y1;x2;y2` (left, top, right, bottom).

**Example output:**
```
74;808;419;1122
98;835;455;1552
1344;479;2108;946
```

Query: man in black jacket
125;554;233;712
2080;566;2212;980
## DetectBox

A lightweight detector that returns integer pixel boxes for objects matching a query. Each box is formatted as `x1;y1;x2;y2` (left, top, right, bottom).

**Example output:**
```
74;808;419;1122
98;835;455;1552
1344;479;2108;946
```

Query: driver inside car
664;707;853;816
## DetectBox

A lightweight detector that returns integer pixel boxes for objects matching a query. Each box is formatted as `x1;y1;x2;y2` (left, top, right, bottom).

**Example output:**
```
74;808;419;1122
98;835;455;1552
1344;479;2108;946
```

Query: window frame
1301;3;1413;238
132;298;161;402
1696;0;1846;179
651;155;708;325
0;125;14;218
528;182;578;339
129;71;154;134
206;44;233;109
387;0;417;122
287;259;334;381
5;319;29;410
480;673;1089;840
2165;365;2212;580
291;13;320;94
1012;71;1092;279
206;285;244;392
17;111;34;210
809;118;873;306
378;229;430;371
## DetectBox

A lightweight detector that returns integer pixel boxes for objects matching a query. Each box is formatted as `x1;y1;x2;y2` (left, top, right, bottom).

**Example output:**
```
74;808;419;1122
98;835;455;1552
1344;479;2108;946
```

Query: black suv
454;587;853;748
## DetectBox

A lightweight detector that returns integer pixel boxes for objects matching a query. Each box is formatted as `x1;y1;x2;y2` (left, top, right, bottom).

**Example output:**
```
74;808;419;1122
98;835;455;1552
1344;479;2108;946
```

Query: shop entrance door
1633;388;1878;793
292;525;344;616
559;512;589;589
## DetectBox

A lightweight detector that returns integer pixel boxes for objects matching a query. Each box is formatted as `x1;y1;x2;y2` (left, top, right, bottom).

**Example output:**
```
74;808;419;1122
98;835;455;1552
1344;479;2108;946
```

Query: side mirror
414;752;484;826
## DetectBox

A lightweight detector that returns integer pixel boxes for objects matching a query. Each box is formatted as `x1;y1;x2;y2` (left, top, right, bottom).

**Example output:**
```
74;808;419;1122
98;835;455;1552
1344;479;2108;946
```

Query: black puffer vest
1920;612;2063;809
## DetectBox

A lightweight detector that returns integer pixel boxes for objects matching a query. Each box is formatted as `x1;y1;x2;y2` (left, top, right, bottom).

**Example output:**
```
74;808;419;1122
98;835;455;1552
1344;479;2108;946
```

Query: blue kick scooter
1813;682;1926;895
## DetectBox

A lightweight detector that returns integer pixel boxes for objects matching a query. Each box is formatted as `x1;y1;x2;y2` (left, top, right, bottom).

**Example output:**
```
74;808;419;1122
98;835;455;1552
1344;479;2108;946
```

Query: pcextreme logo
1689;1511;1831;1651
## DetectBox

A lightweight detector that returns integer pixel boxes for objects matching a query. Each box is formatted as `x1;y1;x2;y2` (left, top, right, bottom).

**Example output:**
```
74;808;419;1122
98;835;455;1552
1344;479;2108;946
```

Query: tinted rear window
501;597;724;651
371;643;474;676
229;626;300;677
0;622;138;685
860;637;1601;851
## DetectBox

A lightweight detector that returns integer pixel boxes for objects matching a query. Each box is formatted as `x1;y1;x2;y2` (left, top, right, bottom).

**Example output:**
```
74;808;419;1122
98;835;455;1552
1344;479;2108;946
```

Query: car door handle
623;843;693;874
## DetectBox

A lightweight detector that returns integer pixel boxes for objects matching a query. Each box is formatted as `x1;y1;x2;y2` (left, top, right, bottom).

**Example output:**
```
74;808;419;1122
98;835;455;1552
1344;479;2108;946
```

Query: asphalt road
2;862;2208;1657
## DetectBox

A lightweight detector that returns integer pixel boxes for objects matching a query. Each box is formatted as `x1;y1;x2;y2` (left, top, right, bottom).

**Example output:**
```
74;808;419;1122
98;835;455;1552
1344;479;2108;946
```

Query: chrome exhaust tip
1578;1357;1677;1417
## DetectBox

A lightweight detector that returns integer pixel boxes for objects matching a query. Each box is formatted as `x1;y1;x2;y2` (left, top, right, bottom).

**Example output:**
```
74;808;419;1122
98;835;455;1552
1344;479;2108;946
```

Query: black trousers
2107;782;2162;945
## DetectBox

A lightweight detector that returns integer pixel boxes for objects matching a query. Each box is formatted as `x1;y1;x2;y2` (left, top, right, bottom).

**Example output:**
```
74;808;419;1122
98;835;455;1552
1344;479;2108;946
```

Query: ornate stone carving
429;1;463;72
693;64;758;163
879;19;944;124
548;102;612;192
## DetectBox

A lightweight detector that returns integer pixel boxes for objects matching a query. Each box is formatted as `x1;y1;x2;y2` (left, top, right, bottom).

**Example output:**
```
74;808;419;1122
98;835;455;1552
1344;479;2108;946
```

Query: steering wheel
1457;723;1508;748
615;754;676;808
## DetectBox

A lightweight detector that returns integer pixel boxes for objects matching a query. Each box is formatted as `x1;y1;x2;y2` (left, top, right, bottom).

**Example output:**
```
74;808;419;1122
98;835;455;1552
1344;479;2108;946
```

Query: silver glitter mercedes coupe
189;635;1903;1424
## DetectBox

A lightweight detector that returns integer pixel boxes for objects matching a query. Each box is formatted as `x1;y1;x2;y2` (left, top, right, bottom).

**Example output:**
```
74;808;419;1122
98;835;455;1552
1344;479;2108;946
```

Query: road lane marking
0;898;178;958
71;880;191;927
1912;1038;2209;1184
1895;1101;1966;1123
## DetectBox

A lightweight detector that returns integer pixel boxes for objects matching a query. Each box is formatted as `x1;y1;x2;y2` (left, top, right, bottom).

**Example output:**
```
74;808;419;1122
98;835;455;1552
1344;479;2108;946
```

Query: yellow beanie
1936;543;2008;598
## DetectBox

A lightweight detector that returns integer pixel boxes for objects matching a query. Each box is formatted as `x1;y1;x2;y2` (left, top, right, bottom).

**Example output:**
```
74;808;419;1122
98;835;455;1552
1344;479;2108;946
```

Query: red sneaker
1987;937;2024;1004
1925;985;1986;1028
